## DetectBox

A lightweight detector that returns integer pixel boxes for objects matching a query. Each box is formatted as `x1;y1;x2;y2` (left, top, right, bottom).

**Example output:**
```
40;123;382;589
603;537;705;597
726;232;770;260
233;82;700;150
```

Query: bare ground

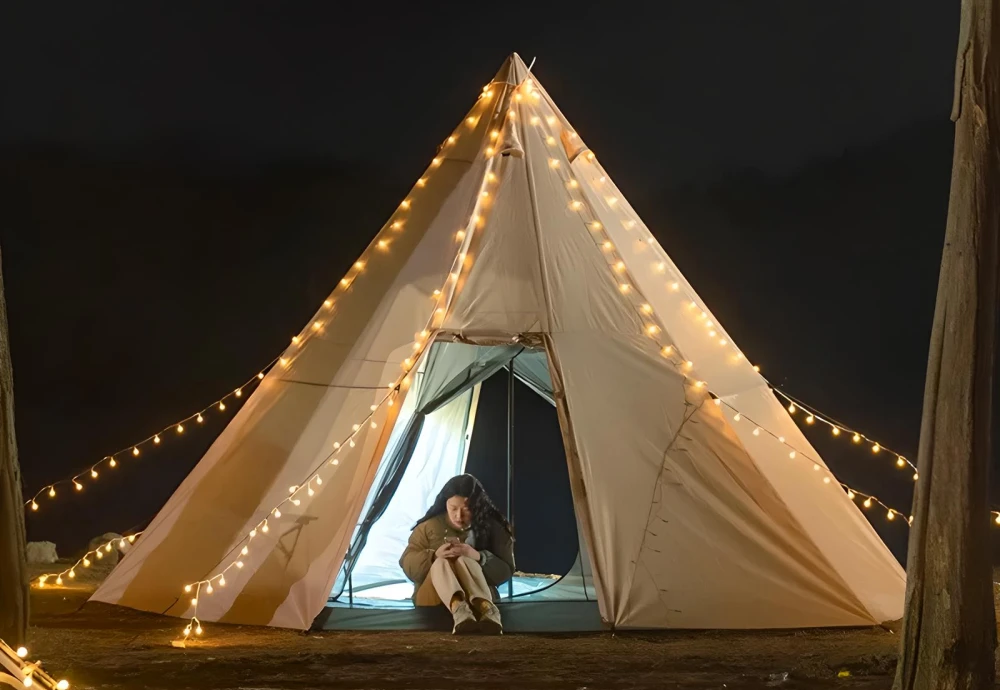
17;563;999;690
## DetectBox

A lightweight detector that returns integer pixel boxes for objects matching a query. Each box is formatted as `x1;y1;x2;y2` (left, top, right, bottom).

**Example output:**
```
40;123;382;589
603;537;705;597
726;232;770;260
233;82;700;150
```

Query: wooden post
0;247;27;646
893;1;1000;688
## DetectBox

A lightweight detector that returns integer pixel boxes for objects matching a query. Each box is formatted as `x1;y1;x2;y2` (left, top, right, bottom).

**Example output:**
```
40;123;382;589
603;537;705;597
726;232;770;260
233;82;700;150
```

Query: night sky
1;1;985;566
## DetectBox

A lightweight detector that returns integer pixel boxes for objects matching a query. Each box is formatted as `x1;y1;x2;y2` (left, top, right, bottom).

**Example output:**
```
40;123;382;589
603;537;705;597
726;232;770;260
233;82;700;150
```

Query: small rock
25;541;58;564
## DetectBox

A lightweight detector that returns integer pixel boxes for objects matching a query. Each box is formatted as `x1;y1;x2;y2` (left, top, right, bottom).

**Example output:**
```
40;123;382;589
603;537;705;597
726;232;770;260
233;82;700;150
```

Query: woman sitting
399;474;514;634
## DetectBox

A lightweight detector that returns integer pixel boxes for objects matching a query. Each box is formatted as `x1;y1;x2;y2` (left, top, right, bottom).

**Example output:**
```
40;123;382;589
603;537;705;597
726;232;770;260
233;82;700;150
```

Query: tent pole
506;362;514;601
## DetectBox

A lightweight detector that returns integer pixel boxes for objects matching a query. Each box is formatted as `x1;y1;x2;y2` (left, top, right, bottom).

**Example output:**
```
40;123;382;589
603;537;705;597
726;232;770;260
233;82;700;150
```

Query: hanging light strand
21;73;511;519
0;638;71;690
35;532;144;589
767;385;918;473
532;96;938;531
177;94;509;641
23;361;279;514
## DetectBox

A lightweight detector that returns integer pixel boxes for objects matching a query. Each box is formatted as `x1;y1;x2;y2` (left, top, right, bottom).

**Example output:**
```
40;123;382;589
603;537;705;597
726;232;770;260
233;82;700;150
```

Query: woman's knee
456;555;481;570
430;557;452;572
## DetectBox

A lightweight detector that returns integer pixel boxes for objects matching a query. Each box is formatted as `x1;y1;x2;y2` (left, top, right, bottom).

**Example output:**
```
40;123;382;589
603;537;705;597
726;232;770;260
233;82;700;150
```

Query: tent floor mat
313;600;604;632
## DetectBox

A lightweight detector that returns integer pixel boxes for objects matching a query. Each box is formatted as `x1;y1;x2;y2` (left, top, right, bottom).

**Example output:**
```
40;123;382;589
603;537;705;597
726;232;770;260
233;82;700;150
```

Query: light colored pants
416;556;492;608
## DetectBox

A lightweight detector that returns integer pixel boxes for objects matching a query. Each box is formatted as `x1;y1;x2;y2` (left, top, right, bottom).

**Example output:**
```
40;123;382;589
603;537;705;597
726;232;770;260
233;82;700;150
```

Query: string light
36;533;142;589
538;133;927;535
0;640;71;690
175;92;504;639
24;363;275;514
772;388;917;477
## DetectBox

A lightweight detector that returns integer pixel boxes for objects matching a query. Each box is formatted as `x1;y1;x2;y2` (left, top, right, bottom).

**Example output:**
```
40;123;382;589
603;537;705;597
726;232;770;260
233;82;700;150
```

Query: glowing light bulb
197;414;204;423
316;477;323;486
128;534;136;543
82;558;90;567
16;647;27;658
733;413;741;422
236;561;244;569
887;510;895;521
805;415;815;425
177;424;184;434
896;457;906;468
683;361;694;369
74;481;83;491
485;147;495;156
241;546;249;556
206;583;214;594
530;115;540;125
863;498;872;508
432;157;442;167
447;135;457;145
292;335;301;345
23;675;33;687
273;509;281;518
400;200;411;210
219;402;226;411
607;197;618;206
546;136;556;146
913;472;919;481
872;443;881;454
847;490;856;499
812;464;820;471
787;403;796;414
619;283;630;293
569;179;580;189
308;486;315;497
69;569;76;579
280;357;289;367
312;320;323;330
661;346;673;356
853;433;861;443
261;523;269;534
109;458;117;467
669;281;679;291
332;458;340;466
323;300;333;309
641;303;653;314
370;421;377;429
153;435;161;445
96;550;103;560
995;514;1000;525
603;241;613;251
48;487;55;498
570;200;583;211
30;501;38;511
823;476;831;484
788;451;796;459
778;436;785;443
352;424;360;432
548;158;560;169
417;177;427;186
349;439;356;448
752;428;760;437
832;427;841;436
57;681;69;690
195;626;203;635
190;597;198;605
615;261;626;272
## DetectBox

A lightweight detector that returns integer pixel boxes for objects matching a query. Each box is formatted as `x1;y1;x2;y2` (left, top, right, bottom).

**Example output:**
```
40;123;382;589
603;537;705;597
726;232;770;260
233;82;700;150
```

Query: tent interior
315;342;603;632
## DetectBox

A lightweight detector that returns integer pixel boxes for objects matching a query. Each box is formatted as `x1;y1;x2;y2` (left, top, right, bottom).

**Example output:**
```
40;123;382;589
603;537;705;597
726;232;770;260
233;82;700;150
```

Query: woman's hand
452;543;480;561
434;543;456;560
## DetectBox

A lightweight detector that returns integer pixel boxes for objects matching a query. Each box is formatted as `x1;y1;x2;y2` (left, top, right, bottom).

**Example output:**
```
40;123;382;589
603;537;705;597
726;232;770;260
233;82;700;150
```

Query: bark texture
0;246;27;646
893;1;1000;688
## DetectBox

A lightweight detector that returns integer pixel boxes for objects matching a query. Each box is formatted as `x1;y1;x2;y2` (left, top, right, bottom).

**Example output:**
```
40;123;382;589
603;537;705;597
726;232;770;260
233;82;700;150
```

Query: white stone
25;541;58;564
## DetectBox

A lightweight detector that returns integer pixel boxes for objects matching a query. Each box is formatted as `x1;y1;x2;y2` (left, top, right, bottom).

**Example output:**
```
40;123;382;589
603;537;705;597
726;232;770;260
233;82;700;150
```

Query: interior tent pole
506;359;515;600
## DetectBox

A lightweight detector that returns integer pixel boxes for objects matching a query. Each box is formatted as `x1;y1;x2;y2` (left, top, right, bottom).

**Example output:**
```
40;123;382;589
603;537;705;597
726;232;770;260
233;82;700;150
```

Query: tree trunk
0;247;27;646
893;1;1000;688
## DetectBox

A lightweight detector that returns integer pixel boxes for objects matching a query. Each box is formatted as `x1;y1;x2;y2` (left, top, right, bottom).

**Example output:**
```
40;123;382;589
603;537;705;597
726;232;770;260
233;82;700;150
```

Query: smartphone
444;536;460;545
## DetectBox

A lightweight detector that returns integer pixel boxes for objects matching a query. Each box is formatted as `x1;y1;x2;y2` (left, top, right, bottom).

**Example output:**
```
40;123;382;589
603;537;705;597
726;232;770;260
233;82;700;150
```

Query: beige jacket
399;514;515;602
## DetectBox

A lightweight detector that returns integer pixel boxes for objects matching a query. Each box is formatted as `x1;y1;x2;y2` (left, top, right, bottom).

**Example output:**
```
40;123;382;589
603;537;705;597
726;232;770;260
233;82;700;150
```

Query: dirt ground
16;563;1000;690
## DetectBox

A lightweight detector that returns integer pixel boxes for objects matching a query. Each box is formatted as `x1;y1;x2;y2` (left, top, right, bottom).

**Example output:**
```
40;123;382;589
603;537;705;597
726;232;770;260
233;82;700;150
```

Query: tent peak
492;53;533;86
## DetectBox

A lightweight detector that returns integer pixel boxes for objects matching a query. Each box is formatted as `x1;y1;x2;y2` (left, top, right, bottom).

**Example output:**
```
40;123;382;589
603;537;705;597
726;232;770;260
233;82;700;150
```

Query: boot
475;599;503;635
451;599;477;634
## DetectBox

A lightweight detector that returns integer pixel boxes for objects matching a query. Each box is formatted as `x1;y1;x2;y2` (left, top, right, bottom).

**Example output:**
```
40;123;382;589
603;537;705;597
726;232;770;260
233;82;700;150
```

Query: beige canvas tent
92;53;905;632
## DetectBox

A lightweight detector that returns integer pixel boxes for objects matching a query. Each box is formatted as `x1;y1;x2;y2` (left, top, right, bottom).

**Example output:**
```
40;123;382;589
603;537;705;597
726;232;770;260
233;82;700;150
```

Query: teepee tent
92;53;905;632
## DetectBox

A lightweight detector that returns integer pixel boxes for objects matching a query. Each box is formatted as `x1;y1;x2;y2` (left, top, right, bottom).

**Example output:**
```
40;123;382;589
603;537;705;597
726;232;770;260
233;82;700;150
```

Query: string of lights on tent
174;79;509;639
25;64;994;640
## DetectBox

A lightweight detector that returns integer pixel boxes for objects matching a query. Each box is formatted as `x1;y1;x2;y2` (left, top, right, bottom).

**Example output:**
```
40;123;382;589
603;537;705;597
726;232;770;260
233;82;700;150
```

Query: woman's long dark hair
413;474;512;549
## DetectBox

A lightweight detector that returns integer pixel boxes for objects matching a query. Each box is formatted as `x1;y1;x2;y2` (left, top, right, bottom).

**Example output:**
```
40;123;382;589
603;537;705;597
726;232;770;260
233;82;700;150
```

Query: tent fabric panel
547;332;882;629
92;115;495;625
721;386;906;623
